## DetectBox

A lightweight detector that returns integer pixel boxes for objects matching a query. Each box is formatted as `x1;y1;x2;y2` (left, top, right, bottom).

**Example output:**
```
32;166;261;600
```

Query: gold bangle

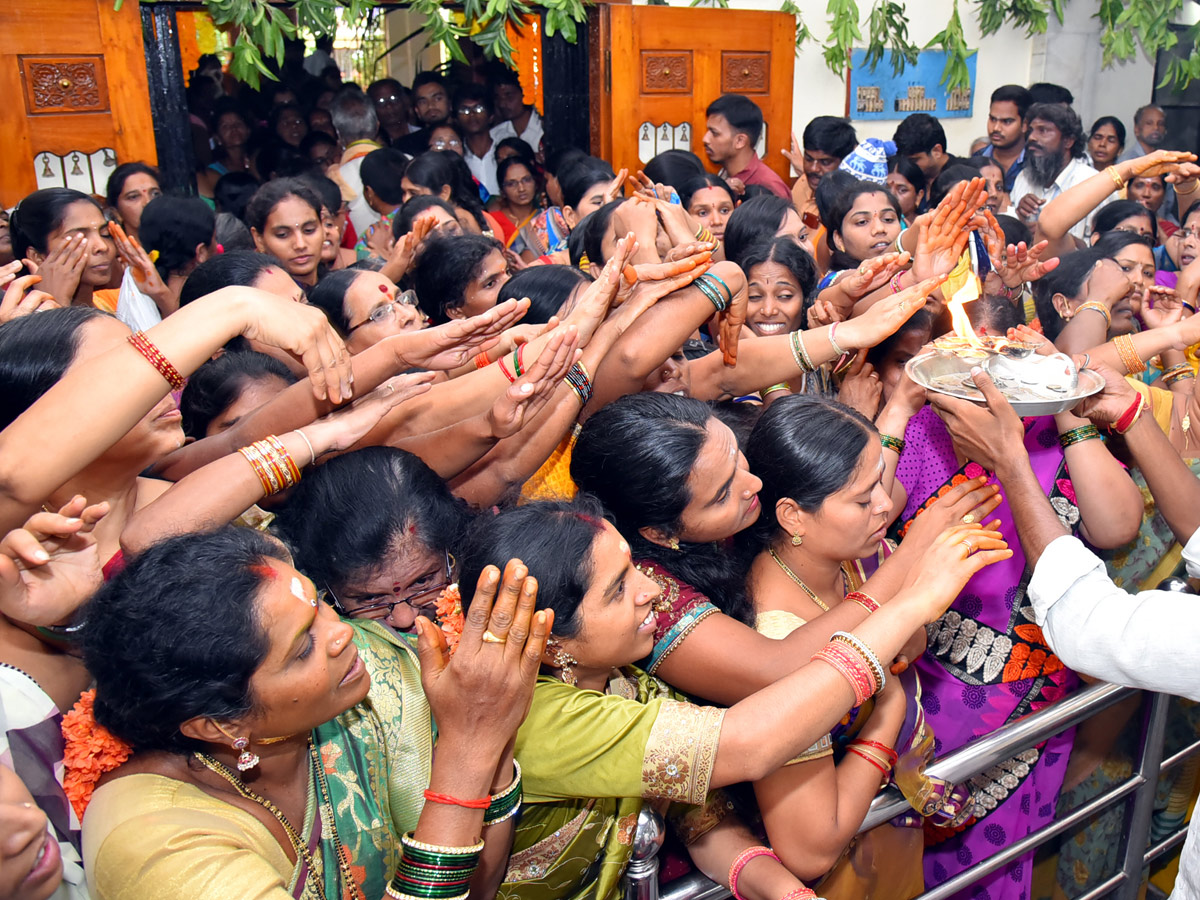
1106;166;1126;191
1113;334;1146;375
1076;301;1112;328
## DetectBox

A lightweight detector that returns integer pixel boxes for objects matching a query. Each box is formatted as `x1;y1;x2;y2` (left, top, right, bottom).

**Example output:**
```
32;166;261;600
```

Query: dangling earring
667;537;681;551
233;736;260;772
547;638;578;686
791;532;804;546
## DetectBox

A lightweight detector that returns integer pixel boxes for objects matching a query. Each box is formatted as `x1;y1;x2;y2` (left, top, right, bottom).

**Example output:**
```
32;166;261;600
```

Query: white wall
632;0;1157;159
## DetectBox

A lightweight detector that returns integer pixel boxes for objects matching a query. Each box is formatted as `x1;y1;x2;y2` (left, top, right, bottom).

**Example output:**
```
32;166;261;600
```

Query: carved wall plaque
20;56;109;115
721;53;769;94
640;52;692;94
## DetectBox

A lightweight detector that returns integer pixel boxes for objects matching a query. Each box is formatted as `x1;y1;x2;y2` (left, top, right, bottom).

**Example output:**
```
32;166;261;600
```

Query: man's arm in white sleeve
1028;531;1200;702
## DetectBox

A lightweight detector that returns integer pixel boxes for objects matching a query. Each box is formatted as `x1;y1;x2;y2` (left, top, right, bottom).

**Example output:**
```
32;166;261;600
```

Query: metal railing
626;580;1200;900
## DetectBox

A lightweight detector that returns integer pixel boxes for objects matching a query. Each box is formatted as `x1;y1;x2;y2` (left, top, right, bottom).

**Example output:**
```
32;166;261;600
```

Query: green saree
501;668;726;900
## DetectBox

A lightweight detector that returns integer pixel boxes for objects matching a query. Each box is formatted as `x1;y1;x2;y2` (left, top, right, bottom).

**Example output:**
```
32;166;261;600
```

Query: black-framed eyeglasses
327;551;455;621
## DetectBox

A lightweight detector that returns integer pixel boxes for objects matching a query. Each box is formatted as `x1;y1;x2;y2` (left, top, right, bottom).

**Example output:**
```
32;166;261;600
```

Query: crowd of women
3;61;1200;900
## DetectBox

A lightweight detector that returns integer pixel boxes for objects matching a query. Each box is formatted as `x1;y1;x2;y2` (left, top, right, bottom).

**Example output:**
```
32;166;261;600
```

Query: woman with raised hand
744;395;983;897
77;526;551;900
455;497;1009;900
0;285;352;545
0;498;108;900
569;391;1003;708
11;188;116;310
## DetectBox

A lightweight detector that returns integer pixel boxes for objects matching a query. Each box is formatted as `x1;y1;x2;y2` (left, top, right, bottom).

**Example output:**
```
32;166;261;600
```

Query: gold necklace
194;742;363;900
767;547;830;612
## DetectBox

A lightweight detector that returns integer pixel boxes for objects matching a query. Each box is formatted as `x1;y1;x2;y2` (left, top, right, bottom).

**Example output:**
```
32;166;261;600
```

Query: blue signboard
848;49;976;121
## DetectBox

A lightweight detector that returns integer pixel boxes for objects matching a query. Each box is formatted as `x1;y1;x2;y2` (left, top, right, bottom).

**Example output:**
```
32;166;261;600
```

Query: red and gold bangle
890;272;905;294
847;745;891;776
1113;334;1146;375
728;846;780;900
851;738;898;766
422;789;491;810
239;444;282;495
127;331;185;390
251;439;295;489
264;435;301;484
474;351;491;370
843;591;880;613
812;643;874;707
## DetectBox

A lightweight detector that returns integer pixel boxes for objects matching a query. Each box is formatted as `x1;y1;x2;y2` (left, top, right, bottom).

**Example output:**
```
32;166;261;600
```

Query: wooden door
595;5;795;182
0;0;157;207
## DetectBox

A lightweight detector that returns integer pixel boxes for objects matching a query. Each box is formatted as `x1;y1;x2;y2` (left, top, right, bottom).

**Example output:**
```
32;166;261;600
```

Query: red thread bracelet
423;789;491;809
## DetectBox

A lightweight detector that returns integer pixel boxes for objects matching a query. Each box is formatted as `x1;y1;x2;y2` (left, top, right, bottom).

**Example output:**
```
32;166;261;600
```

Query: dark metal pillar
141;4;197;194
539;12;590;155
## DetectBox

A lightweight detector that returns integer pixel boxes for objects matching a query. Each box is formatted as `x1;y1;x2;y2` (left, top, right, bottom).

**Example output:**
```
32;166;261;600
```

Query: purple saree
895;407;1080;900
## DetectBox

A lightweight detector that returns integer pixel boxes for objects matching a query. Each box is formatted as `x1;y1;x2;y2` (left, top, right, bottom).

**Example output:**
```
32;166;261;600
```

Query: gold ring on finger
482;630;507;644
962;513;975;525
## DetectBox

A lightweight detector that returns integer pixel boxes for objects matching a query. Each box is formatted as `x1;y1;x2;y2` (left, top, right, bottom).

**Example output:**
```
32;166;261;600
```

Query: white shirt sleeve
1027;534;1200;701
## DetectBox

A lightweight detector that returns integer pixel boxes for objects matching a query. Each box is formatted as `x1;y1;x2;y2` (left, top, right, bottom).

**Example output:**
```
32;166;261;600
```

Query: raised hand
838;273;947;350
603;168;629;204
416;559;552;751
716;270;746;367
903;523;1012;620
665;239;717;264
900;475;1003;549
0;260;24;292
488;327;581;438
306;371;436;455
1084;258;1133;312
0;274;59;325
987;239;1059;291
564;233;639;342
1015;193;1044;222
836;251;913;304
837;350;882;419
1142;286;1184;330
235;287;355;403
108;221;170;302
1128;149;1198;178
402;298;531;370
911;178;987;282
24;234;87;303
0;495;108;627
807;296;843;329
782;131;803;175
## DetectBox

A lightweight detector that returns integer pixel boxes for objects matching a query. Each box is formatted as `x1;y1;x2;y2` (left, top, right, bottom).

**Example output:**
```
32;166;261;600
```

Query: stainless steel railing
629;581;1200;900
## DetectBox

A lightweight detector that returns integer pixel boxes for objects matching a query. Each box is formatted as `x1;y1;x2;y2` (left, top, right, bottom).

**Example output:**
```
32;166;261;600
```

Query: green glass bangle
399;833;484;863
1058;425;1103;449
387;884;469;900
879;433;906;455
706;272;734;307
483;762;523;826
694;276;726;312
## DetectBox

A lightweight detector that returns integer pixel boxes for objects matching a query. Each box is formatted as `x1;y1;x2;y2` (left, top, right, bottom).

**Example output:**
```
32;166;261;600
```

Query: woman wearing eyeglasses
309;268;427;354
278;446;470;635
494;157;544;253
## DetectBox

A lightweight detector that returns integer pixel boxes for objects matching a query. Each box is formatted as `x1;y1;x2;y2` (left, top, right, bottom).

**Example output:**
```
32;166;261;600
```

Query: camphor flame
947;274;984;348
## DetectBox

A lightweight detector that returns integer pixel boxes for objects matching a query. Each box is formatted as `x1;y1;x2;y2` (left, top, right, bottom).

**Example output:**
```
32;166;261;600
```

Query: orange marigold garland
62;689;132;820
436;584;465;656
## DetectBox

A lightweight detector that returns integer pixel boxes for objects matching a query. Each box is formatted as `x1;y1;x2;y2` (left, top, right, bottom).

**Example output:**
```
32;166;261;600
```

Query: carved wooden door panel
594;5;795;183
0;1;156;207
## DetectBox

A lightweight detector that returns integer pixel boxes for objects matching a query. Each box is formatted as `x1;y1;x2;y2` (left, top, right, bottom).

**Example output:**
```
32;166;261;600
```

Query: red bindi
378;283;389;293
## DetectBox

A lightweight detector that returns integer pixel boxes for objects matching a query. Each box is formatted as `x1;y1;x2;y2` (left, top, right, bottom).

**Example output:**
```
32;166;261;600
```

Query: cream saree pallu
502;669;727;900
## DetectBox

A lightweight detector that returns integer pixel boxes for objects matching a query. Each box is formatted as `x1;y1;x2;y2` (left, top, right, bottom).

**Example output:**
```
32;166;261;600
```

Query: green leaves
926;0;975;91
822;0;862;73
862;1;919;75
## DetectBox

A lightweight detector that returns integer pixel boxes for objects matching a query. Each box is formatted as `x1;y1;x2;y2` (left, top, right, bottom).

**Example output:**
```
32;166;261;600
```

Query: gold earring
213;722;259;772
667;537;681;551
547;638;578;686
791;532;803;546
